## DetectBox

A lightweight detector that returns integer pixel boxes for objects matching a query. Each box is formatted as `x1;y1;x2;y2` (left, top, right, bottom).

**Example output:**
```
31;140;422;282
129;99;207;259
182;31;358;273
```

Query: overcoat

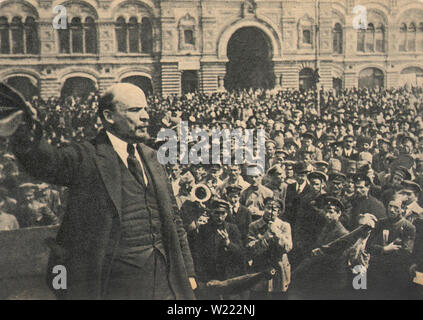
12;130;196;299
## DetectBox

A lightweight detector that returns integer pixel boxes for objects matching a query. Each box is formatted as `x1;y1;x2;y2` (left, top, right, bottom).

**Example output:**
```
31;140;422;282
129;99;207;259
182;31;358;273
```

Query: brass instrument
191;183;212;204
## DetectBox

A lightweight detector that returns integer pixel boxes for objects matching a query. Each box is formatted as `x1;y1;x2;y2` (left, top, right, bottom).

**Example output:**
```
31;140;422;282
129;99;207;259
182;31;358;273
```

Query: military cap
317;195;344;211
314;160;329;168
38;183;50;190
357;136;372;146
353;173;372;185
343;134;355;141
302;132;315;141
226;185;243;195
267;164;284;176
265;139;277;147
207;199;230;213
377;137;391;145
275;147;288;156
307;171;328;183
18;182;38;190
294;162;313;174
284;160;296;170
392;165;412;181
263;196;281;208
401;180;422;194
284;138;299;148
328;170;346;182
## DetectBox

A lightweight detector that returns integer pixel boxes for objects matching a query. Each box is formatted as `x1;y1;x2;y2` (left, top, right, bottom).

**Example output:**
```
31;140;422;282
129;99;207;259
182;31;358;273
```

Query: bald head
99;83;147;121
99;83;150;143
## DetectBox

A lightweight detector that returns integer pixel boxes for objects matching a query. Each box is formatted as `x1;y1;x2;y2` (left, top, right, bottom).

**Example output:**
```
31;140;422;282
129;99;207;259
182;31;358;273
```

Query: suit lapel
137;144;171;206
94;131;122;219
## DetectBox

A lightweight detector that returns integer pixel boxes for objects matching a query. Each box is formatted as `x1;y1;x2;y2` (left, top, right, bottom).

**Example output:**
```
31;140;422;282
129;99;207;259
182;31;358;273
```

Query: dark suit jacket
12;130;195;300
191;221;245;283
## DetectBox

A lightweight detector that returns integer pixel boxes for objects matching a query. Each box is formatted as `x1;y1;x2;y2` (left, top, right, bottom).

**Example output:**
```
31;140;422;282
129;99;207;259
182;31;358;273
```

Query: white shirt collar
106;131;148;185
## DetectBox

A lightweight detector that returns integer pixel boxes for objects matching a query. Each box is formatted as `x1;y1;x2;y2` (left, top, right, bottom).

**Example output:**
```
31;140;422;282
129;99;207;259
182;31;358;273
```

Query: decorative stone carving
242;0;256;18
178;13;196;51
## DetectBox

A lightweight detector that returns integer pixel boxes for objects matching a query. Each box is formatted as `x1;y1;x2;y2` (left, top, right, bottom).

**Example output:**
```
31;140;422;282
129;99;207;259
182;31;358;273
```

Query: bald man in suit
11;83;197;299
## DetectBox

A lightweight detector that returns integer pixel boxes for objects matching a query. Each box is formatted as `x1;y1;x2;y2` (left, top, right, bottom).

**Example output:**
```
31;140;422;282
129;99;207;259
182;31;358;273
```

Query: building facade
0;0;423;99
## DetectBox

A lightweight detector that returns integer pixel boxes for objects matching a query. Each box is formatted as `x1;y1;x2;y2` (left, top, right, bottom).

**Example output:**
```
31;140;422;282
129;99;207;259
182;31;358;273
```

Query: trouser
106;250;175;300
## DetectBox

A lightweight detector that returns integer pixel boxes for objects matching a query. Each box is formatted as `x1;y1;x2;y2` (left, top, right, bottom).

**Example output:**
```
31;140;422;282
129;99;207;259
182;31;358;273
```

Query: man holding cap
348;173;386;230
367;197;416;299
224;185;252;246
190;198;245;299
247;197;292;299
400;180;423;224
240;164;273;221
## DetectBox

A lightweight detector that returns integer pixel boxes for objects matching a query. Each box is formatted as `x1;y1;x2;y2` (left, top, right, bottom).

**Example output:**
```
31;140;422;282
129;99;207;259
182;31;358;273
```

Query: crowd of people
1;85;423;299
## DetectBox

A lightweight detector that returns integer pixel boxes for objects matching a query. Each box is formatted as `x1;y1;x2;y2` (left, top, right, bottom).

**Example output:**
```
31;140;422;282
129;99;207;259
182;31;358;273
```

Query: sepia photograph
0;0;422;304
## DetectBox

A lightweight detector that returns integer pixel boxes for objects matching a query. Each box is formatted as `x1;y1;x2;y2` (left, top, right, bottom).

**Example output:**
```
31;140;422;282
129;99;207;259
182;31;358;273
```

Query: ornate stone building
0;0;423;99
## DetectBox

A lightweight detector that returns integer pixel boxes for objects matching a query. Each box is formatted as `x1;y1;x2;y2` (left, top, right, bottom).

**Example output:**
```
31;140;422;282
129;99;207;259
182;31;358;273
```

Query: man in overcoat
10;83;196;300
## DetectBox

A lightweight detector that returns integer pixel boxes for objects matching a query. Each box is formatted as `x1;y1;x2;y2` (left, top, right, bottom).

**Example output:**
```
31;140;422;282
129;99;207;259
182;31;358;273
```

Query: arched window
399;23;407;52
359;68;384;89
11;17;24;54
116;17;127;52
59;21;70;53
303;29;312;44
71;17;83;53
0;17;10;54
141;17;153;53
128;17;139;53
59;16;97;54
179;14;196;50
357;28;365;52
333;23;343;54
25;17;39;54
408;23;417;52
366;23;375;52
375;23;385;52
84;17;97;54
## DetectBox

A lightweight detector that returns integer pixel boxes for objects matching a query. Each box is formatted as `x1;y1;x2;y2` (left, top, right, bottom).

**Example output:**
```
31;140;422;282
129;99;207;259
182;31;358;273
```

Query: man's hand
358;213;378;229
383;241;401;253
217;229;230;247
189;277;197;290
311;248;324;257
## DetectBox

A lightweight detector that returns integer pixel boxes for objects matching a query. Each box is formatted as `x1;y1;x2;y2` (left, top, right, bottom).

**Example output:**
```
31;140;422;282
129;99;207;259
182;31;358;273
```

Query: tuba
191;183;212;204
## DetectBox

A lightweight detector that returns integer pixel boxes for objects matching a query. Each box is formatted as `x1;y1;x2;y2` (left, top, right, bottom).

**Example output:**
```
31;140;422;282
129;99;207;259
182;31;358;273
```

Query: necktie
127;144;146;188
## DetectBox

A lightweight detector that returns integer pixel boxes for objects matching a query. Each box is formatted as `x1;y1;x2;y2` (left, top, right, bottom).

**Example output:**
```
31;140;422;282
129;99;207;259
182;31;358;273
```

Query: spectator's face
310;178;322;193
296;172;307;185
402;140;413;154
345;179;355;193
210;210;227;226
105;87;150;143
23;190;35;203
387;200;403;220
329;180;344;195
263;202;279;222
325;204;341;222
399;189;416;205
392;173;404;188
228;166;241;179
303;138;312;148
378;142;389;153
355;181;369;198
344;138;354;149
227;192;240;204
286;167;294;178
266;144;275;156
